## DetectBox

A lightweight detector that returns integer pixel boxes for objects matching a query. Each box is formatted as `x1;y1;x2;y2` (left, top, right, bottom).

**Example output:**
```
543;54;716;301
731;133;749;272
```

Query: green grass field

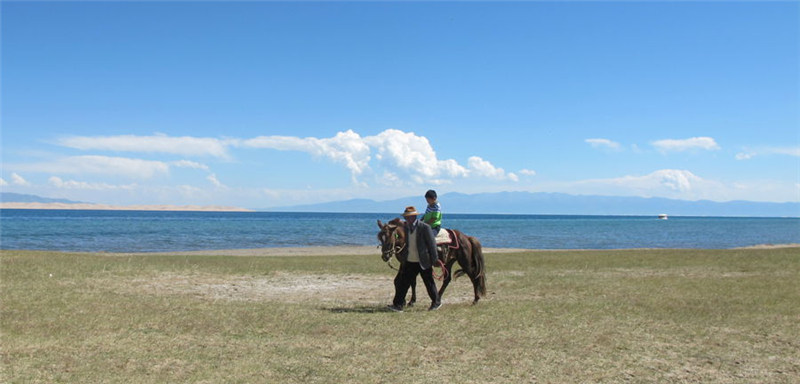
2;248;798;383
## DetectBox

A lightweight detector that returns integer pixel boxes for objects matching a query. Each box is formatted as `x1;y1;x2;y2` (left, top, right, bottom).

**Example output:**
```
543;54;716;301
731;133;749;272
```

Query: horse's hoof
406;302;415;308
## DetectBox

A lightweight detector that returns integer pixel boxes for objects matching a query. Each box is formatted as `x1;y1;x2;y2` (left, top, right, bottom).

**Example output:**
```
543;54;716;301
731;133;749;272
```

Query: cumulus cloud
585;138;621;150
242;130;372;181
58;134;231;158
468;156;516;181
52;130;519;186
365;129;469;184
11;173;31;186
0;178;7;186
652;137;720;152
242;129;516;185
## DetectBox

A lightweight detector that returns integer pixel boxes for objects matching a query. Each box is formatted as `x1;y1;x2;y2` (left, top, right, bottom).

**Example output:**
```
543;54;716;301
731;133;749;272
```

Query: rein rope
382;231;406;271
382;228;448;281
432;259;448;281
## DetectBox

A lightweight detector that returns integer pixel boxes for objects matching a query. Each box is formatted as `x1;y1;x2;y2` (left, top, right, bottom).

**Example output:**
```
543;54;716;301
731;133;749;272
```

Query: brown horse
377;218;487;305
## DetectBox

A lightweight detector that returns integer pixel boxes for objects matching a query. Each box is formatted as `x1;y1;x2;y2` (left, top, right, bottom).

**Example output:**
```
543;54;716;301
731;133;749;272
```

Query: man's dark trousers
393;262;439;307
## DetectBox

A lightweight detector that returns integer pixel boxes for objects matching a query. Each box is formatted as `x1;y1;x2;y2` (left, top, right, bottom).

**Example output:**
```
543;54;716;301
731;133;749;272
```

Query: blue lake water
0;209;798;252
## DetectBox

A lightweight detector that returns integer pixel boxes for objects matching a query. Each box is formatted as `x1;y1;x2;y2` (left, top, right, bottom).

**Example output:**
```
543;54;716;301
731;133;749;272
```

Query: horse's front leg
408;274;417;307
437;258;457;300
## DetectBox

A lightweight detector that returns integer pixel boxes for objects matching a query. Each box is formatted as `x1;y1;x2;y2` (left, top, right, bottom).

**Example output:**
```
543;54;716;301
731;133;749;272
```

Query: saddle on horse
435;228;460;249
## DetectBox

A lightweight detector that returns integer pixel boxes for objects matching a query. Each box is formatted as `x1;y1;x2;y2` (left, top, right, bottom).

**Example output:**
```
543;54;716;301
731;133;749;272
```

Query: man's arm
423;223;438;263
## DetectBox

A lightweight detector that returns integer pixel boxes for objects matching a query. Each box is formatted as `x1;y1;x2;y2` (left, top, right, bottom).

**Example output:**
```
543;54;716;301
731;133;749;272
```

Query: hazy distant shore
0;202;252;212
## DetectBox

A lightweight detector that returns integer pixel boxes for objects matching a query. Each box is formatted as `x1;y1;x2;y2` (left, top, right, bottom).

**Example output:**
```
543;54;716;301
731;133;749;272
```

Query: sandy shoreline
99;243;800;257
104;245;530;257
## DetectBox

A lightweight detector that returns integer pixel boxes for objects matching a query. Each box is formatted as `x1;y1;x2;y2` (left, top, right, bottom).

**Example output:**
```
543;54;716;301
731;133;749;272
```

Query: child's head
425;189;437;204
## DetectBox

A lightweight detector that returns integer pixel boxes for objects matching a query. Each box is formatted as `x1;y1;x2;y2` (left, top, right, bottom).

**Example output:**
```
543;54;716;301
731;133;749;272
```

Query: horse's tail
469;236;487;297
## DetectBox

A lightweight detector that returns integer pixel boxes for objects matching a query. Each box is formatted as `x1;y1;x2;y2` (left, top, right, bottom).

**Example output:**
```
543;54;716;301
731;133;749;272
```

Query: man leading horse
386;206;442;312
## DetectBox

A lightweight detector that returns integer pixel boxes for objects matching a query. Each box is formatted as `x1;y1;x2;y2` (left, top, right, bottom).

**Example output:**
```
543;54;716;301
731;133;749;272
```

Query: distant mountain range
268;191;800;217
0;193;250;212
3;192;797;217
0;192;84;204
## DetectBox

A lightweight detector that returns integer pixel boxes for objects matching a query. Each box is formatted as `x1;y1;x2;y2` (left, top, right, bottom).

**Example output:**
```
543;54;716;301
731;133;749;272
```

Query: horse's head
377;218;407;262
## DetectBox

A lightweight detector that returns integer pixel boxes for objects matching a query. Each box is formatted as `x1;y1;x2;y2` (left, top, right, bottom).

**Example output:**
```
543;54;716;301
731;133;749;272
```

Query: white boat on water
658;214;668;220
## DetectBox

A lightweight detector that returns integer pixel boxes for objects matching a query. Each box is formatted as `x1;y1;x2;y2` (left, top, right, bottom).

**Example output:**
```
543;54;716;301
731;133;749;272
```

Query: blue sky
2;1;798;208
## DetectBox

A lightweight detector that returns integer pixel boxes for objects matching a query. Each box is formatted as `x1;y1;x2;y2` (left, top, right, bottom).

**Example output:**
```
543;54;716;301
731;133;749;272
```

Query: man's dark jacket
405;221;439;270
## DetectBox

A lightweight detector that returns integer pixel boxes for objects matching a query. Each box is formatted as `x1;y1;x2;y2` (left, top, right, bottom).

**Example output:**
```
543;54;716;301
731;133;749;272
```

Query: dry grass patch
3;248;799;383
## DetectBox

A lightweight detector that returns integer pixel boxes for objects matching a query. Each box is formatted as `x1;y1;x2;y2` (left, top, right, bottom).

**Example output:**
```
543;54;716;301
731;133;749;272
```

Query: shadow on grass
323;305;392;314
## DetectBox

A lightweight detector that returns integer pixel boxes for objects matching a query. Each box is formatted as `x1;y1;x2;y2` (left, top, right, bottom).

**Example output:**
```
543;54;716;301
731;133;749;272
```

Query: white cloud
242;130;372;181
207;173;225;188
568;169;724;200
49;176;136;190
774;147;800;157
599;169;698;192
652;169;698;192
49;130;520;187
15;156;169;179
244;129;517;185
467;156;516;181
0;178;7;186
171;160;210;170
531;169;797;202
652;137;720;152
585;138;621;150
519;169;537;177
736;146;800;160
58;134;231;158
63;156;170;179
365;129;469;184
11;173;31;186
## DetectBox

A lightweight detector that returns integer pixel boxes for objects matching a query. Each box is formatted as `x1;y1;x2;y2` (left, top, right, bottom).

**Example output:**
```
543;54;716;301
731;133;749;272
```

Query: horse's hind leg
455;244;482;304
471;275;481;304
462;260;482;304
468;237;486;304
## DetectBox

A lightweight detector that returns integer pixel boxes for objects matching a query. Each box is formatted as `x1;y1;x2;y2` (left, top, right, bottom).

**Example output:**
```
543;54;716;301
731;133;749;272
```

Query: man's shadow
322;305;391;314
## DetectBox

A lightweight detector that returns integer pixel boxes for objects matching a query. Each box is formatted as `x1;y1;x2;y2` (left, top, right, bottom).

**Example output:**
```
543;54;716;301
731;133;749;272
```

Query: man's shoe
387;304;404;312
428;302;442;311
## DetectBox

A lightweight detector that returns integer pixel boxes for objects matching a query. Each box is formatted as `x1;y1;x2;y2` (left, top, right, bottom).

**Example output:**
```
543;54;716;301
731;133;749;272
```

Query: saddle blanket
435;229;452;245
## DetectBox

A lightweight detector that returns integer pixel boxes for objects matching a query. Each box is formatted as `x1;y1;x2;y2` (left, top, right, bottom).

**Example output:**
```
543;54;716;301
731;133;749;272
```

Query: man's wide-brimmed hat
402;206;419;216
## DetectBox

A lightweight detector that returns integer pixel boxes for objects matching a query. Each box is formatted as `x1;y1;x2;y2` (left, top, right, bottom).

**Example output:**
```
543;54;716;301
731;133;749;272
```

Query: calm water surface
1;209;798;252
